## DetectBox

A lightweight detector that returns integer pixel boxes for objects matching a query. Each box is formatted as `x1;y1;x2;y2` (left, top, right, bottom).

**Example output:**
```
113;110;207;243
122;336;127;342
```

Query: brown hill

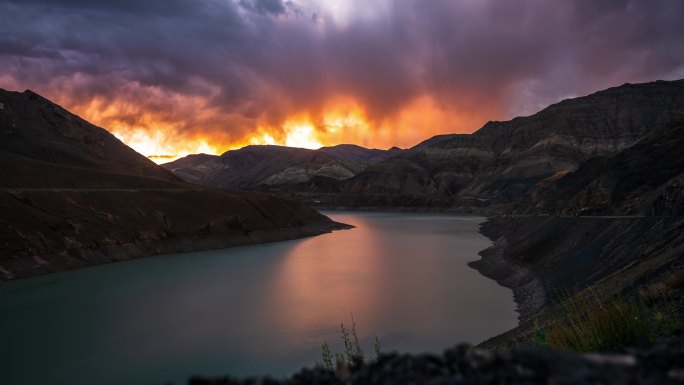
0;90;182;188
0;89;345;280
163;144;402;190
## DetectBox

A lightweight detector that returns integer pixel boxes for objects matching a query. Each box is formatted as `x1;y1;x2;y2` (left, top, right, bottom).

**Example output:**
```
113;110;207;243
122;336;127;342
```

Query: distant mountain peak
165;141;403;188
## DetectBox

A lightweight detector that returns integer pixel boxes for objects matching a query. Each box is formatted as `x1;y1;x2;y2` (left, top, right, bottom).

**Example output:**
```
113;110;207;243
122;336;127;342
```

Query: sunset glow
2;0;682;163
112;130;221;163
56;92;488;163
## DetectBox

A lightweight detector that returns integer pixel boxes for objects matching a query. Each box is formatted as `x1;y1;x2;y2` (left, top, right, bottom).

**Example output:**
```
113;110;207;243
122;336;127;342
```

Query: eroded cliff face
0;89;345;281
304;80;684;211
468;100;684;325
470;215;684;323
515;120;684;216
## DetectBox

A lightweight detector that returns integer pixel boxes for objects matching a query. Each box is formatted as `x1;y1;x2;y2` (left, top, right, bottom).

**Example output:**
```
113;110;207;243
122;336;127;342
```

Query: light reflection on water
0;212;517;385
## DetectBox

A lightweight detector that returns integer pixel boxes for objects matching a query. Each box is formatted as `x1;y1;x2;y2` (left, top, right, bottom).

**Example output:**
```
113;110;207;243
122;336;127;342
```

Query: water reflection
269;214;384;346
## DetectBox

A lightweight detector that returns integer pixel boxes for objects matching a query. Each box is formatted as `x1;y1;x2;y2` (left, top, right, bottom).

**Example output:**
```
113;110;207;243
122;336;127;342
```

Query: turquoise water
0;212;517;385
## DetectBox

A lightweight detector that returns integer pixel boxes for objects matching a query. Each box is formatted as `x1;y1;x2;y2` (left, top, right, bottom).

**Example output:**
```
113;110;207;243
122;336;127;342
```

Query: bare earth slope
468;120;684;348
516;119;684;216
0;89;346;281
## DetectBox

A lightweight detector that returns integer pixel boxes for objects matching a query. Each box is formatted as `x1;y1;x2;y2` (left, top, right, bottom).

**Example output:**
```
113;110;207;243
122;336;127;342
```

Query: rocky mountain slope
163;143;401;190
516;119;684;216
466;120;684;346
471;215;684;322
0;89;346;280
0;90;182;189
298;80;684;211
465;118;684;346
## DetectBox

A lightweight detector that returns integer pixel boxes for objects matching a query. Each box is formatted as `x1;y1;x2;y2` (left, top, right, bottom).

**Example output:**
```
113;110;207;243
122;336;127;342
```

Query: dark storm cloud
240;0;286;15
4;0;200;16
0;0;683;142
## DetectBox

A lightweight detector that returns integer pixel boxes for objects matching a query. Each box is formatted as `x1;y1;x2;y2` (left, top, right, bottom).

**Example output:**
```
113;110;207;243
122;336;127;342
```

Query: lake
0;212;517;385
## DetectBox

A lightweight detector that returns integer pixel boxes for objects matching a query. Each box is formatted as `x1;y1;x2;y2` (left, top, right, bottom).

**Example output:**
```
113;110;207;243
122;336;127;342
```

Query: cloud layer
1;0;683;157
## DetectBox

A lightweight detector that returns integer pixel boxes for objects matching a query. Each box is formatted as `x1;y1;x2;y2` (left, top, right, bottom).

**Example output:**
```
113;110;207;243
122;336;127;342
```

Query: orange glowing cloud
231;95;489;158
57;90;493;164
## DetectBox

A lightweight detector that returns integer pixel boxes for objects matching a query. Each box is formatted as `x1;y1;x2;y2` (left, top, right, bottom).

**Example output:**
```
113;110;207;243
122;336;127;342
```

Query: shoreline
468;227;547;324
469;214;684;349
0;219;352;282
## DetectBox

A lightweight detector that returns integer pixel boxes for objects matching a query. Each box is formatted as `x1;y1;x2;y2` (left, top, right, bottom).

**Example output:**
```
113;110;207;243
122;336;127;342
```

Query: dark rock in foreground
188;336;684;385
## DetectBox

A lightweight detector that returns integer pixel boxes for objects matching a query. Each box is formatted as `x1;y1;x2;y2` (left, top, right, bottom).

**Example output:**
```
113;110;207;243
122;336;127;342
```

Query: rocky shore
468;234;546;323
470;215;684;349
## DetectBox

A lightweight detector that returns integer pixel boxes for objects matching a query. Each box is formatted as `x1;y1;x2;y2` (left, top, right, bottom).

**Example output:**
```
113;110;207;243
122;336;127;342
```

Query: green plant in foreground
340;322;356;363
543;289;680;353
321;342;333;370
532;320;547;346
320;317;381;370
374;336;382;360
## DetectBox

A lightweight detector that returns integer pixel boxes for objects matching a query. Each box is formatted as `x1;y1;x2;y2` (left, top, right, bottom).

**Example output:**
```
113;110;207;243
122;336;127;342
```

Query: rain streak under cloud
1;0;683;161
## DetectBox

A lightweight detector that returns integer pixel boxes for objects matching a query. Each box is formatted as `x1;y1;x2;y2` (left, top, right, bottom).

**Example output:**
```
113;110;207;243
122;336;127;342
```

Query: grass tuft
543;288;680;353
319;316;380;370
532;320;547;346
374;336;382;361
640;270;684;305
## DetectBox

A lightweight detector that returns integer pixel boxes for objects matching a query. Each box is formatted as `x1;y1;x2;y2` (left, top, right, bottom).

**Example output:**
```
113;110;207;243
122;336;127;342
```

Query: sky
1;0;683;162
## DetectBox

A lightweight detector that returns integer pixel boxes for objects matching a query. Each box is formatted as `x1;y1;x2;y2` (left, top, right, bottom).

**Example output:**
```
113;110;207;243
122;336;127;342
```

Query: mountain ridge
0;89;184;188
301;79;684;211
162;79;684;214
163;142;403;190
0;88;346;281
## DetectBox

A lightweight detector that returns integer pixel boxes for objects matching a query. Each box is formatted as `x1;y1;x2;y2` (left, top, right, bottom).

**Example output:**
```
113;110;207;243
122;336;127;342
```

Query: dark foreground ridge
188;336;684;385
